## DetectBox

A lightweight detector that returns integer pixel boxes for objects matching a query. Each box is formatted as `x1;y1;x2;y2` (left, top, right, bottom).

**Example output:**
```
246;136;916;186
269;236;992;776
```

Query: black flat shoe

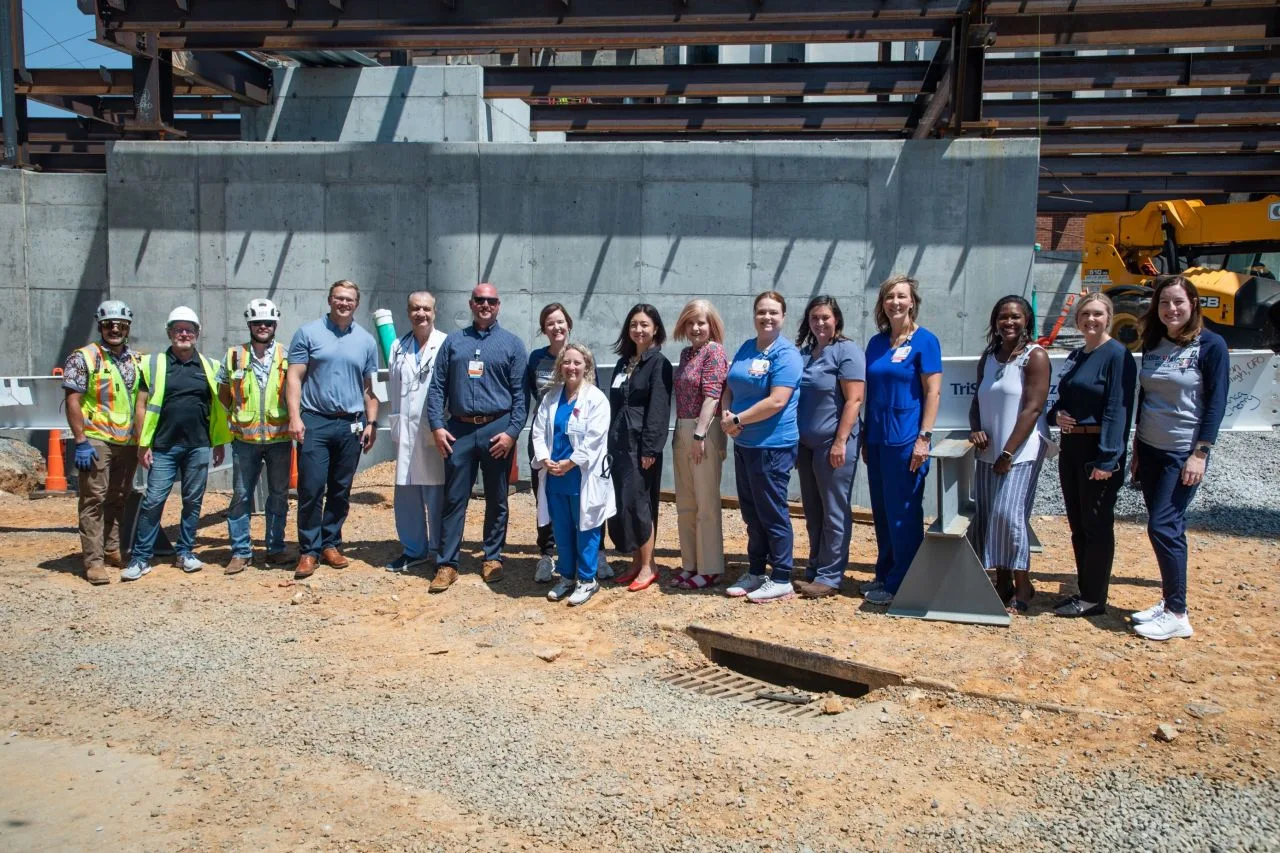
1054;598;1105;618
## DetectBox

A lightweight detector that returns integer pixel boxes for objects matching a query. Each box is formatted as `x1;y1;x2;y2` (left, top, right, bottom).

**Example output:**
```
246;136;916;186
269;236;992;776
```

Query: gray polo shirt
288;316;379;416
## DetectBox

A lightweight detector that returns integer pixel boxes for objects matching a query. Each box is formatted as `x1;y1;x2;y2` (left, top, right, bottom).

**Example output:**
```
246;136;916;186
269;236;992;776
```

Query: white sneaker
1133;610;1193;641
567;580;599;607
534;554;556;584
746;577;795;604
596;554;614;580
547;576;575;602
121;560;151;582
860;579;884;595
1131;600;1166;624
176;552;203;573
725;572;765;598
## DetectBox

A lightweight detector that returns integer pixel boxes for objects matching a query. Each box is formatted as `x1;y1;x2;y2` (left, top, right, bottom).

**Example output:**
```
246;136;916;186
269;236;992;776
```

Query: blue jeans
548;492;602;582
733;444;798;582
866;441;928;594
438;417;512;569
797;438;858;588
1136;440;1200;614
394;484;445;560
132;445;212;565
296;411;362;557
227;440;292;558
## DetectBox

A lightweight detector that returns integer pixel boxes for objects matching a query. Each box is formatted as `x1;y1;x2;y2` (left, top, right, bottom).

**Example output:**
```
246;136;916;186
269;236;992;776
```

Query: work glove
73;441;98;471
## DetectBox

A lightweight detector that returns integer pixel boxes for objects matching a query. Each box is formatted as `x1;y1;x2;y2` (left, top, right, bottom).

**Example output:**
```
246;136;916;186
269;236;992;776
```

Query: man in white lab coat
386;291;449;572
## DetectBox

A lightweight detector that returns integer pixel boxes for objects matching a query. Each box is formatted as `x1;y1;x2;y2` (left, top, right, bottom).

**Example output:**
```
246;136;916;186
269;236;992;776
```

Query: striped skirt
971;452;1044;571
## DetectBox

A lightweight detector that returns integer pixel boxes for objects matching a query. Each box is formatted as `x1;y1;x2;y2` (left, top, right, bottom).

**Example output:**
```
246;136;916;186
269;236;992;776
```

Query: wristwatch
367;420;378;429
918;430;933;441
693;432;706;441
731;414;741;426
1193;444;1211;458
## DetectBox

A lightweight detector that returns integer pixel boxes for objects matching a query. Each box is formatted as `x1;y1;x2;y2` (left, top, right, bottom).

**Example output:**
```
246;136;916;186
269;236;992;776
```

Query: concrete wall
0;170;110;377
242;66;533;143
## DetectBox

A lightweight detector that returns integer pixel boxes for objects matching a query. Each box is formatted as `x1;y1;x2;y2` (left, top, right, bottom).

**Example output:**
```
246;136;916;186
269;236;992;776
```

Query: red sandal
686;573;721;590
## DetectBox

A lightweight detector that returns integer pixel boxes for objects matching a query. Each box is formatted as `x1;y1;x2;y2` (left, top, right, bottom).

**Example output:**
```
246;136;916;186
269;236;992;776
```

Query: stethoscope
396;333;436;389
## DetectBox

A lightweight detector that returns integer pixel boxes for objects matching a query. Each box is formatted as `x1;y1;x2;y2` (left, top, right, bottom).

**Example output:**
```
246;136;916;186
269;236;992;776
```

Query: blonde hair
874;274;921;333
553;343;596;387
673;299;725;344
329;279;360;300
1074;291;1114;324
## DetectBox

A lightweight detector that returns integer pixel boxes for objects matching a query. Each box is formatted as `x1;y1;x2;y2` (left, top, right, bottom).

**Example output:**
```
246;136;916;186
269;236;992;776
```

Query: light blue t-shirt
798;338;866;449
725;337;803;449
288;315;379;416
863;327;943;446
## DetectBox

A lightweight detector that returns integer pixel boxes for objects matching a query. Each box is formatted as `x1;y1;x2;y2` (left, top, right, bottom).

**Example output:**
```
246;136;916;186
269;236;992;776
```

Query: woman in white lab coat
532;343;616;607
386;292;449;572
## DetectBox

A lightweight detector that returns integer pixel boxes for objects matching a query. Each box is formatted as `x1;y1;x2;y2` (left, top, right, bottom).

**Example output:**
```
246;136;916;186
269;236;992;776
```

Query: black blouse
608;348;674;458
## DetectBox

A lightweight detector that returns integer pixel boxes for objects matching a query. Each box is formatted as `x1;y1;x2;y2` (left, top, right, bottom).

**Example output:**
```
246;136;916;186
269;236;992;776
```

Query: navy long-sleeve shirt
1047;338;1136;472
426;322;528;438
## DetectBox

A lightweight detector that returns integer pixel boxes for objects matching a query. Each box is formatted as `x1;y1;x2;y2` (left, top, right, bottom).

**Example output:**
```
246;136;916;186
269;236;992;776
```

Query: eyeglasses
170;327;198;338
99;320;129;331
472;296;500;306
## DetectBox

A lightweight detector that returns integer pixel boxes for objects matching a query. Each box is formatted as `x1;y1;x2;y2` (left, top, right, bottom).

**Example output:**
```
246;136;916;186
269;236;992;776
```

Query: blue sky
21;1;130;118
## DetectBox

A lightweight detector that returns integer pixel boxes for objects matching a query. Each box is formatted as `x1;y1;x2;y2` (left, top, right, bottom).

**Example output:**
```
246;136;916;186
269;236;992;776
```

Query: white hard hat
244;298;281;323
166;306;201;329
95;300;133;324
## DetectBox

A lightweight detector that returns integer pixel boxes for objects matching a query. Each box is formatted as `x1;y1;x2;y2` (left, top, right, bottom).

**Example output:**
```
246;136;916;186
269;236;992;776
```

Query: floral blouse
673;341;728;419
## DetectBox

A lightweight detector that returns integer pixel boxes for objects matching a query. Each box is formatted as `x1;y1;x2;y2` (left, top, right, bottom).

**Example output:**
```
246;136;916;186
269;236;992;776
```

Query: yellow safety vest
77;343;141;446
138;351;232;449
223;344;290;443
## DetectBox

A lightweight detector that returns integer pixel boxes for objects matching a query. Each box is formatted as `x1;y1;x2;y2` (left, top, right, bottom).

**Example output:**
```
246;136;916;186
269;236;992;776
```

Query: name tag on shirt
467;360;485;378
748;358;770;377
611;372;626;389
891;346;912;363
567;416;587;436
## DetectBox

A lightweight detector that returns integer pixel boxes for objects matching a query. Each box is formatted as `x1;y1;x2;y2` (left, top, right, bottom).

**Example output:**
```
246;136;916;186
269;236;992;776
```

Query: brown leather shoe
481;560;504;584
320;547;349;569
104;550;124;569
797;581;840;599
294;554;319;579
265;550;292;566
85;563;111;585
225;556;250;575
429;565;458;593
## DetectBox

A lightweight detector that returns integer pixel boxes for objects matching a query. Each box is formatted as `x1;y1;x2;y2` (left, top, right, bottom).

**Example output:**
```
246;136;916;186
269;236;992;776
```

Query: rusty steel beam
12;116;241;142
1040;153;1280;178
992;9;1280;50
30;93;241;121
980;94;1280;129
1027;126;1280;156
169;49;272;105
19;68;223;97
529;101;915;133
982;50;1280;93
988;0;1279;13
1038;174;1280;194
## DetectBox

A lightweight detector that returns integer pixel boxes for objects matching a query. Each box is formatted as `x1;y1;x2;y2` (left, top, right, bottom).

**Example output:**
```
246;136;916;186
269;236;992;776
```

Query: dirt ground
0;461;1276;851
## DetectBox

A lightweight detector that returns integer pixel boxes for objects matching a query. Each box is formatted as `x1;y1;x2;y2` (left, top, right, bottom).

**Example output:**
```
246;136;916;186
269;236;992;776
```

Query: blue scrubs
546;387;599;582
726;337;803;582
863;327;942;594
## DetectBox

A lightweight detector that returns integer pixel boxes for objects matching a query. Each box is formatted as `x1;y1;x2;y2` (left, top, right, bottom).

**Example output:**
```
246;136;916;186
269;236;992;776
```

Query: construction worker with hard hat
217;298;292;574
61;300;142;585
122;306;231;581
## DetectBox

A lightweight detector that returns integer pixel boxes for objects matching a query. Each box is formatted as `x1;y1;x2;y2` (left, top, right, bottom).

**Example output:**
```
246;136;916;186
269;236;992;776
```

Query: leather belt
1061;425;1102;435
452;413;503;425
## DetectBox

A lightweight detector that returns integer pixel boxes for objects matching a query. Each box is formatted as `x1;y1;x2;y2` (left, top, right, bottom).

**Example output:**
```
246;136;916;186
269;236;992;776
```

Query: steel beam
981;50;1280;93
128;38;177;134
529;101;914;133
19;68;224;97
1038;174;1280;194
992;9;1280;50
1027;126;1280;156
1040;153;1280;178
169;50;272;104
13;116;241;142
30;93;241;121
980;95;1280;129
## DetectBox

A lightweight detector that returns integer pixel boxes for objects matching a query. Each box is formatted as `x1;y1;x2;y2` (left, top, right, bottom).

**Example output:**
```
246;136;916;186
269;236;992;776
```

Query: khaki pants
672;418;726;576
77;439;138;569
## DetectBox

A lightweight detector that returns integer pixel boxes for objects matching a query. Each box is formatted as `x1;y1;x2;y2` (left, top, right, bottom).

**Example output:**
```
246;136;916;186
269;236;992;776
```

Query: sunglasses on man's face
100;320;129;331
249;321;277;328
472;296;500;306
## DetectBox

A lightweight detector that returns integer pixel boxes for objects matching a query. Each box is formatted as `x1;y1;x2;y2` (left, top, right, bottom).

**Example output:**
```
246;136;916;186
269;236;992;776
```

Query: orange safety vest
224;344;290;443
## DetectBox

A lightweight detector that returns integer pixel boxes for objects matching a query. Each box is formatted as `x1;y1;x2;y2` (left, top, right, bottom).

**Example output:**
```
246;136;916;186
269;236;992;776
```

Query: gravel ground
1035;429;1280;537
1;476;1277;850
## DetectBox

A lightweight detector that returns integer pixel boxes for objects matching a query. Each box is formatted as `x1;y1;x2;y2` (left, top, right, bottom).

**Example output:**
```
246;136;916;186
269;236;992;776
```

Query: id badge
231;369;245;381
748;358;770;377
891;346;911;363
611;372;626;389
349;422;361;434
467;360;485;378
567;415;587;436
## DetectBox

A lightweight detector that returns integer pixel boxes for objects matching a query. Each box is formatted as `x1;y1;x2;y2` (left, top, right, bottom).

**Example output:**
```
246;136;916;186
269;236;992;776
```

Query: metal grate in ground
658;664;827;719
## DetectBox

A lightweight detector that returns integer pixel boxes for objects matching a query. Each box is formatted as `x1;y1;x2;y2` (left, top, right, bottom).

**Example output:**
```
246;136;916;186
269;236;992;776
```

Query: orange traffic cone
45;429;69;491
